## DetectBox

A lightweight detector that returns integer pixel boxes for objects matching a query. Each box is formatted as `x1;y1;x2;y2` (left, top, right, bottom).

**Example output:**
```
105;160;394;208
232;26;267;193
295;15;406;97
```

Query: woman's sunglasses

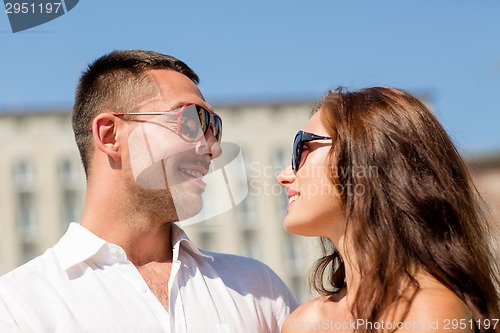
292;130;332;173
113;103;222;142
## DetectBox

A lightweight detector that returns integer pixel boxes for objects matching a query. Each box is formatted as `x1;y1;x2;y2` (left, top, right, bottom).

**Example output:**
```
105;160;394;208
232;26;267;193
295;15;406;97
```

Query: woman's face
277;109;344;239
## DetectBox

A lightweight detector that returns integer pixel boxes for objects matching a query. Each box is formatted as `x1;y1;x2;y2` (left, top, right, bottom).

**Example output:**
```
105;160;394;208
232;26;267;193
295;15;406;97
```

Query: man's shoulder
198;249;299;310
0;249;59;287
199;249;294;295
202;250;275;275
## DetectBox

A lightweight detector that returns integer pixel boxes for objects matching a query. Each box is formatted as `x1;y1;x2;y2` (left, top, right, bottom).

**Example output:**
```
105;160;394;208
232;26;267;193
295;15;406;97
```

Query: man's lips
176;166;208;191
178;165;208;179
177;156;210;179
179;168;205;178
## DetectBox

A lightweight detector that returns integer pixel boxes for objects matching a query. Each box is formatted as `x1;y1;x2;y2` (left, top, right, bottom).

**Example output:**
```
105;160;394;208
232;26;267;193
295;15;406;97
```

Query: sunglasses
113;103;222;142
292;130;332;173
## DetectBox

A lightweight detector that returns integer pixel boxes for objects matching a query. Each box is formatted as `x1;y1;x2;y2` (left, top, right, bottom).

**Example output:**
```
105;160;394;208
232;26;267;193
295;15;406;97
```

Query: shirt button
136;284;148;293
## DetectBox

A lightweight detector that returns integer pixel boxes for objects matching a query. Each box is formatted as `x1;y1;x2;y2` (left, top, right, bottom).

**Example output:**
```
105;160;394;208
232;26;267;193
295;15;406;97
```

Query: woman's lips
287;189;300;207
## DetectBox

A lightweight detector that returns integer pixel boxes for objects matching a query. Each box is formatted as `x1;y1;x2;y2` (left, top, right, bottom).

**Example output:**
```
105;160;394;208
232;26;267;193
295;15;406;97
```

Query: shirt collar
53;223;109;271
171;223;214;261
54;222;213;272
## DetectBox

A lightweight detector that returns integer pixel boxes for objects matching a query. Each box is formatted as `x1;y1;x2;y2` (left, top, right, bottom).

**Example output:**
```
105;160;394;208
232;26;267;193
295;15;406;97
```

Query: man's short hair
72;50;199;178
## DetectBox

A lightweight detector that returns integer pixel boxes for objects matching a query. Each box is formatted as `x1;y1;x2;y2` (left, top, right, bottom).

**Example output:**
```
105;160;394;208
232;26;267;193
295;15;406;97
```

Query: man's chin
170;193;204;222
175;205;204;221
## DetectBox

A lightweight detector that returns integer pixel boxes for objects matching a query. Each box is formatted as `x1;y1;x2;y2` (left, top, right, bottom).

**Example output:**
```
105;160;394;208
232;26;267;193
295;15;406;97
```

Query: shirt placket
109;244;173;333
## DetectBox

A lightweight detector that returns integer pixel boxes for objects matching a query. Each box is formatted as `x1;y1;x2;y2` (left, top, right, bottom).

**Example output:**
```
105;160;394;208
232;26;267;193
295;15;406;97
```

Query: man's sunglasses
292;130;332;173
113;103;222;142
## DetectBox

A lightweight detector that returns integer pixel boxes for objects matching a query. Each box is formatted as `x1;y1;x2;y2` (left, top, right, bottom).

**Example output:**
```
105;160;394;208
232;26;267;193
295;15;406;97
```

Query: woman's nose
277;165;295;188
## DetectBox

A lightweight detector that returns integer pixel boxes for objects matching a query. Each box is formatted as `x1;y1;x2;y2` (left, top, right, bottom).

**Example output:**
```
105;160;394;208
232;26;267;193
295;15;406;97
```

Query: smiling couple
1;50;498;333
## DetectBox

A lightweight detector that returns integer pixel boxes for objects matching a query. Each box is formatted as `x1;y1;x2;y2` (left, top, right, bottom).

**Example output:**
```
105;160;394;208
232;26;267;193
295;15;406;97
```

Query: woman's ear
91;113;121;162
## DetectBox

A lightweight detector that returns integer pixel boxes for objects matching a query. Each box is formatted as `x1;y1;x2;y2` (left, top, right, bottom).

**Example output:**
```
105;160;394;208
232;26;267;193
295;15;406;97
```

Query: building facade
0;110;85;273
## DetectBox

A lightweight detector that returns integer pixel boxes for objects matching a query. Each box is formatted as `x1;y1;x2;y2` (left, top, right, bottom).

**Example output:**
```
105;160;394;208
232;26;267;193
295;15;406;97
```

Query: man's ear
91;113;121;162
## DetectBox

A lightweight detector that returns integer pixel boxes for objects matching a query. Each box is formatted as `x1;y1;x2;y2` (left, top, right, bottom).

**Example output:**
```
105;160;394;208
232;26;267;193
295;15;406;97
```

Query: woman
277;87;499;333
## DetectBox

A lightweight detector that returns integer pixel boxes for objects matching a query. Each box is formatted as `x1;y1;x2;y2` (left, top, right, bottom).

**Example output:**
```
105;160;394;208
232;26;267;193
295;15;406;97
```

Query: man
0;50;297;332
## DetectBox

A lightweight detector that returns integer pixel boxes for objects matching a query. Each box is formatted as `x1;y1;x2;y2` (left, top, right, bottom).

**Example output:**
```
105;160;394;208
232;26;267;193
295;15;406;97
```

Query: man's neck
121;221;174;266
80;209;174;266
81;166;177;266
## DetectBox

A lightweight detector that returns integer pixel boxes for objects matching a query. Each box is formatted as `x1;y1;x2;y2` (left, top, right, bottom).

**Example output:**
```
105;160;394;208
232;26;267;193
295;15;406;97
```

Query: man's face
123;69;222;221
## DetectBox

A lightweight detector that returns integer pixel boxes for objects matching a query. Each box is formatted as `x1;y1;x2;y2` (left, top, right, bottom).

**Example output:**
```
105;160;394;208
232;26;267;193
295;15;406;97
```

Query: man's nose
195;128;222;159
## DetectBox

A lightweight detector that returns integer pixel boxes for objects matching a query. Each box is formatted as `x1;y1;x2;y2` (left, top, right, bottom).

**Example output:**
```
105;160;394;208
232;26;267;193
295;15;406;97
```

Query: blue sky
1;1;499;154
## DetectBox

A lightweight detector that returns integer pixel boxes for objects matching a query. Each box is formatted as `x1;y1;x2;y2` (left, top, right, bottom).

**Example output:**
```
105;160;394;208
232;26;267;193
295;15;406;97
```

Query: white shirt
0;223;297;333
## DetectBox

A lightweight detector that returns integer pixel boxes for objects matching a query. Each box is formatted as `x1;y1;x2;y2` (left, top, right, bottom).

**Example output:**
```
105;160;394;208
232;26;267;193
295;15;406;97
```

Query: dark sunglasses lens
195;105;222;142
178;104;223;142
213;115;222;142
198;106;209;133
179;105;205;140
292;131;303;171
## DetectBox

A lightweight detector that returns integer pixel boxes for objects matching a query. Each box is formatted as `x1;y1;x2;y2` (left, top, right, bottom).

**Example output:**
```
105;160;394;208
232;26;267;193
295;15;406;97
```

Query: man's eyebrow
168;102;187;111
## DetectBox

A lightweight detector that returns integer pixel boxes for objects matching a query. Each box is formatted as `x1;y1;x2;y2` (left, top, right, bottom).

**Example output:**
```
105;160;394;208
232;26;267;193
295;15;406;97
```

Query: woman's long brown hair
311;86;499;332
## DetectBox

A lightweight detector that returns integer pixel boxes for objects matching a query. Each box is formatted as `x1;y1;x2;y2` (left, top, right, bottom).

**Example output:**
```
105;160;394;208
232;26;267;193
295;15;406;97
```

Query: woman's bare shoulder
395;278;474;333
281;295;347;333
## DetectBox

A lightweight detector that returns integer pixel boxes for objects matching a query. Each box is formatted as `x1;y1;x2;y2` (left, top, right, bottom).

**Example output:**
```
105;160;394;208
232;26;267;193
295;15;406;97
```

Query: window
241;230;261;260
17;192;37;241
197;230;216;252
58;159;83;229
236;188;258;228
13;160;39;263
289;276;308;304
236;148;258;228
20;242;38;265
283;233;304;273
58;159;80;190
14;160;35;191
62;190;80;224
